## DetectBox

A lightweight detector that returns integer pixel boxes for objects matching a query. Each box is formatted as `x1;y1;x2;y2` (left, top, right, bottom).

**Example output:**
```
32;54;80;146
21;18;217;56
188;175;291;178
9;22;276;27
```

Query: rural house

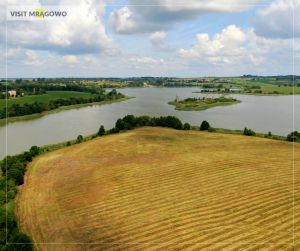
8;90;17;97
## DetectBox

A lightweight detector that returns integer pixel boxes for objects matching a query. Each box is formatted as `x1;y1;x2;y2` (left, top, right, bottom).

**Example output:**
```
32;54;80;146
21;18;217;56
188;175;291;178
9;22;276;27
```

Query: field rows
17;128;300;250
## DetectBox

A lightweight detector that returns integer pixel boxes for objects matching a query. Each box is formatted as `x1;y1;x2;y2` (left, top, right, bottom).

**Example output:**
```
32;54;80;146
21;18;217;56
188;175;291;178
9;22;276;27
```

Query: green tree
98;125;105;136
200;120;210;131
0;191;5;205
76;135;83;143
243;127;256;136
115;119;126;130
183;123;191;130
286;131;300;142
7;232;33;250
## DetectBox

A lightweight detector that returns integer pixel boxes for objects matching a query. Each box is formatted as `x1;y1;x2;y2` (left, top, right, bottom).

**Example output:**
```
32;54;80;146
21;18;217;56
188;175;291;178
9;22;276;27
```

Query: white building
8;90;17;97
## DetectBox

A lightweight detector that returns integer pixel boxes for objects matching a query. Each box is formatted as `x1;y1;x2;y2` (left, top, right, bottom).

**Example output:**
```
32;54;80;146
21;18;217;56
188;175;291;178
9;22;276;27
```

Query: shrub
200;120;210;131
109;127;120;134
136;116;152;127
164;116;183;130
98;125;105;136
123;115;137;128
183;123;191;130
115;119;126;131
208;127;216;132
7;232;33;250
243;127;256;136
286;131;300;142
76;135;83;143
29;146;40;157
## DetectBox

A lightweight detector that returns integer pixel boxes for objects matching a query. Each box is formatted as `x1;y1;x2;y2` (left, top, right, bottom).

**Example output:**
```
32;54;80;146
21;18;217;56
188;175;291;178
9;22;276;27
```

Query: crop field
17;127;300;250
0;91;96;110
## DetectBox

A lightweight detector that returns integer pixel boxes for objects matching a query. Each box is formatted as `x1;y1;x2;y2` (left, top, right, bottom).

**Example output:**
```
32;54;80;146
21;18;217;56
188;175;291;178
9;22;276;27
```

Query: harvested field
17;127;300;250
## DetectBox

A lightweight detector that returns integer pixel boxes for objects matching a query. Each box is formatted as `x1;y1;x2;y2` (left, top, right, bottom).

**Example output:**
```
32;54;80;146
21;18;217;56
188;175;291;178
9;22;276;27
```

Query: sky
0;0;299;77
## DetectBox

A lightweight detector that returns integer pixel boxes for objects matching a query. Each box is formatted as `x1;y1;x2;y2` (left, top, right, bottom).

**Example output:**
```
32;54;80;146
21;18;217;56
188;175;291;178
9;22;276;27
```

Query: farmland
0;91;97;110
17;127;300;250
0;89;128;124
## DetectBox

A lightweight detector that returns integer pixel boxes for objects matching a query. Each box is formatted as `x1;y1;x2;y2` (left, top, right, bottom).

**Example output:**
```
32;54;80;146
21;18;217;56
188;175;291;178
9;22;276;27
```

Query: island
168;96;241;111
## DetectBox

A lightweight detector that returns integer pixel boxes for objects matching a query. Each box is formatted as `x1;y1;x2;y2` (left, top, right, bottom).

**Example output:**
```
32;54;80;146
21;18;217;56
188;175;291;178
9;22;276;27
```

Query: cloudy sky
1;0;299;77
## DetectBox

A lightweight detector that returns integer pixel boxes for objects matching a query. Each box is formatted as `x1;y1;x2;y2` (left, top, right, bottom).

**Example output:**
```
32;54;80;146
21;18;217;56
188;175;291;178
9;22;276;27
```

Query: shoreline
192;91;299;96
4;124;289;162
0;96;132;126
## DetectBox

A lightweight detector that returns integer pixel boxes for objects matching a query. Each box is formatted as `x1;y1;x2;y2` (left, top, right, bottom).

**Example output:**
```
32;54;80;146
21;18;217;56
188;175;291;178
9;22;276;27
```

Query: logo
7;6;68;21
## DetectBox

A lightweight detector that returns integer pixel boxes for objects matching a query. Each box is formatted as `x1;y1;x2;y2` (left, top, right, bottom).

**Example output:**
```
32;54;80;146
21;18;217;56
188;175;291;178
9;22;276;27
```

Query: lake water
0;87;299;158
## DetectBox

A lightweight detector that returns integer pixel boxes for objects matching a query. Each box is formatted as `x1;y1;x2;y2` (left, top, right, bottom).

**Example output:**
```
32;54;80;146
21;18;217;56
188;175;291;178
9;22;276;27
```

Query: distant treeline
0;81;106;98
0;90;124;119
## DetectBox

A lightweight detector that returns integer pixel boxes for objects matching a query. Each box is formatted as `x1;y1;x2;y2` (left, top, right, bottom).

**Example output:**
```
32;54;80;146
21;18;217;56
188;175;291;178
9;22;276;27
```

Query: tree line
0;146;40;250
0;90;124;119
0;80;108;100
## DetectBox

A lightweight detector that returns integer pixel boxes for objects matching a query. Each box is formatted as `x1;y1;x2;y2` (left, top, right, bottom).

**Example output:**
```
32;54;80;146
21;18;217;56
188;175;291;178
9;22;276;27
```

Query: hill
17;127;300;250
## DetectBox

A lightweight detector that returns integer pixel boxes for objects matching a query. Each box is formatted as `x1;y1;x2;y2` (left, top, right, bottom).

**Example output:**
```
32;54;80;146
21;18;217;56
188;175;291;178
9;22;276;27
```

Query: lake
0;87;299;158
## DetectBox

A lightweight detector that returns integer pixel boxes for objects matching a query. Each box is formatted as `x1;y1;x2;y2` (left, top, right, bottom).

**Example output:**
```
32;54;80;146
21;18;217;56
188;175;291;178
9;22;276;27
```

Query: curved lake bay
0;87;299;158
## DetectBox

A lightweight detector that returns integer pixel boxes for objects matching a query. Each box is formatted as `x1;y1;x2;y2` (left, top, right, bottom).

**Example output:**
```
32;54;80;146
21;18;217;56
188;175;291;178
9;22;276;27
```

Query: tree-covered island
168;96;241;111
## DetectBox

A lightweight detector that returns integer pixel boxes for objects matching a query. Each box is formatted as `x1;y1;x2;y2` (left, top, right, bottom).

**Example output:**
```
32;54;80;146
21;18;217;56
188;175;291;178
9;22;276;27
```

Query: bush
200;120;210;131
0;146;39;250
136;116;152;127
76;135;83;143
243;127;256;136
98;125;105;136
115;115;184;131
286;131;300;142
183;123;191;130
29;146;40;157
6;232;33;250
115;119;126;131
109;127;120;134
208;127;216;132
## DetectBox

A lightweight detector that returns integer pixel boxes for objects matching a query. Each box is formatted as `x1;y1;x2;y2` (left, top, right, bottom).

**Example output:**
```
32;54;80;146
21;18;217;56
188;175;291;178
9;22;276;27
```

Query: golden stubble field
17;127;300;251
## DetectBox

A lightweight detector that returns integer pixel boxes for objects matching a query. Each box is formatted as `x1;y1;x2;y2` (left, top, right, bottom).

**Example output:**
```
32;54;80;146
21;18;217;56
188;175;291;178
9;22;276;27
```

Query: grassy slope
169;99;240;111
0;91;96;110
17;127;300;250
196;77;300;95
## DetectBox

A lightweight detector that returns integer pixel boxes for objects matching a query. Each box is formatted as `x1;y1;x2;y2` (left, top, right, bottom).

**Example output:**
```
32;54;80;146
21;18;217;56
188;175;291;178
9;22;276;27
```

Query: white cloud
109;0;262;34
177;24;298;75
4;0;114;54
5;47;44;66
149;31;171;51
63;55;78;64
109;7;137;34
178;25;249;65
129;56;159;64
24;50;44;66
253;0;299;39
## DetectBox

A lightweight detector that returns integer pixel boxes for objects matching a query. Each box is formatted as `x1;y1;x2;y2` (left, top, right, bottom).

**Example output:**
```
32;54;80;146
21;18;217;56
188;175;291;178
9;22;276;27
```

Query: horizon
2;74;299;80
